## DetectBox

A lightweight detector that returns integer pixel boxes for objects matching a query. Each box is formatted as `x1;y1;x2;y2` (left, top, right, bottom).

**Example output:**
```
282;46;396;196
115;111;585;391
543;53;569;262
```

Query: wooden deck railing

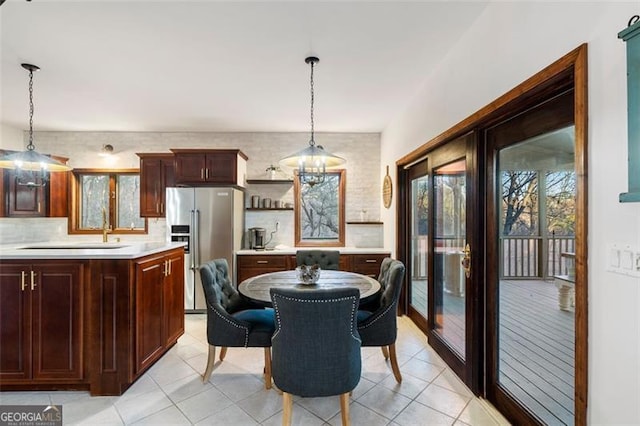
501;235;575;279
410;234;575;280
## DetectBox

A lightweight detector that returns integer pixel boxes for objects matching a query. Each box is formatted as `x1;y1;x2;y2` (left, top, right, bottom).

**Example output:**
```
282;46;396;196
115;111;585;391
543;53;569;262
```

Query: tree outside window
70;169;147;234
294;169;345;247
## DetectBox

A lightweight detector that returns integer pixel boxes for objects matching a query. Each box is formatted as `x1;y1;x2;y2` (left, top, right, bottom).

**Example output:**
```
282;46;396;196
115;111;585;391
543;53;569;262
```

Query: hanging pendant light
0;63;72;187
279;56;345;186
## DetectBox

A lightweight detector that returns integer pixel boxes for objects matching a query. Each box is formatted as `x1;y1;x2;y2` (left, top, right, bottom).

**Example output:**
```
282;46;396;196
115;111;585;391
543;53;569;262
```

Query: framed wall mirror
294;169;345;247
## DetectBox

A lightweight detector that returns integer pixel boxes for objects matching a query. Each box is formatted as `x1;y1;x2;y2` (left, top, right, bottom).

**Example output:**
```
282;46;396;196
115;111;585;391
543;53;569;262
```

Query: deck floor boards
409;277;574;425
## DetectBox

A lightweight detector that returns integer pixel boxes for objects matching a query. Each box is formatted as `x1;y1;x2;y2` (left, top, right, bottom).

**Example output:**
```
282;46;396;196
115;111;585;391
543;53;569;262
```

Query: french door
398;46;587;424
486;90;578;425
404;132;482;391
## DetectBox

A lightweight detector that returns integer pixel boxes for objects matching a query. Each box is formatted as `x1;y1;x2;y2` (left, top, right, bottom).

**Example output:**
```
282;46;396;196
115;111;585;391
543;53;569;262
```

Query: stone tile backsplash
2;131;384;248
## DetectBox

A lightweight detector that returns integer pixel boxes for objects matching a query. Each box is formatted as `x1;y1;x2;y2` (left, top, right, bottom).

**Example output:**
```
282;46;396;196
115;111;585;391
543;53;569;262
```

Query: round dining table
238;269;381;306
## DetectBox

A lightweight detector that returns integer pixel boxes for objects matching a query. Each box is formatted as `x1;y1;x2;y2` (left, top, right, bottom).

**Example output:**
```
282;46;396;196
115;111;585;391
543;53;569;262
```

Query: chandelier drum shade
0;63;72;187
279;56;345;186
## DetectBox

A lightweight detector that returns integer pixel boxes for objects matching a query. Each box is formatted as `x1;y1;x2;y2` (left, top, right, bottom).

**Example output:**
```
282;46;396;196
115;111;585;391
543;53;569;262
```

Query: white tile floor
0;315;510;425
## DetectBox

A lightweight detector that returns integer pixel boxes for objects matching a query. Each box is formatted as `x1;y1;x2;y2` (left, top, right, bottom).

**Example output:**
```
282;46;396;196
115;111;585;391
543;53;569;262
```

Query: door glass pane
433;159;466;357
80;174;109;229
497;126;575;425
117;175;144;230
410;175;429;318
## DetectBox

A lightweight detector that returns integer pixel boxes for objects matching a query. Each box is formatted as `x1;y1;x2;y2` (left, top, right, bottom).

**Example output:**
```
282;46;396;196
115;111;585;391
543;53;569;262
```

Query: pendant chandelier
0;64;72;187
279;56;345;186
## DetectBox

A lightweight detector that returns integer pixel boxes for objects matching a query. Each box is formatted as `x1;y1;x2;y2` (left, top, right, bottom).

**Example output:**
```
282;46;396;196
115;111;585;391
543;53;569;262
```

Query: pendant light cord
309;59;315;147
27;68;35;152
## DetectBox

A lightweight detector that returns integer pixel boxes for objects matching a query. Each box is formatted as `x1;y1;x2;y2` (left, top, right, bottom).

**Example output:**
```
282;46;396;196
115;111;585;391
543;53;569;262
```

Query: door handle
461;243;471;278
21;271;27;291
190;210;197;270
30;270;37;290
195;209;201;268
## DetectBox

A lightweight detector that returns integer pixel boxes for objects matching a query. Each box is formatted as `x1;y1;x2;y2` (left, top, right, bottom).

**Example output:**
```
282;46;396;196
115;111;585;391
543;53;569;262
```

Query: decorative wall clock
382;165;393;209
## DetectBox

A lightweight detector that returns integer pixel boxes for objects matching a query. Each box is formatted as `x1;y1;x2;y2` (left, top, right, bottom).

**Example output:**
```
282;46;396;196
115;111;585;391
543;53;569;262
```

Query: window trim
69;168;148;235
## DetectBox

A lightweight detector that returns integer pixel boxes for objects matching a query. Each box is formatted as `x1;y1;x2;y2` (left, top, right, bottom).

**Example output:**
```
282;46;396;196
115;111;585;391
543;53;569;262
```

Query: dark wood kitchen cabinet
171;149;247;186
236;252;390;283
0;246;184;396
350;254;389;278
0;151;69;218
137;153;175;217
0;261;84;383
134;249;184;373
236;254;289;283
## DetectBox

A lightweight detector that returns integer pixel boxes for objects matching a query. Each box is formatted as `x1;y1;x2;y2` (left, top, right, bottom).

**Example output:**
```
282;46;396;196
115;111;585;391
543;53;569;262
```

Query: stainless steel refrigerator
166;187;244;311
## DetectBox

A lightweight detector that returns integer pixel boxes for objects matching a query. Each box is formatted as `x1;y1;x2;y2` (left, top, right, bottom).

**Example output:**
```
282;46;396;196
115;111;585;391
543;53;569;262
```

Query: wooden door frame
396;44;587;424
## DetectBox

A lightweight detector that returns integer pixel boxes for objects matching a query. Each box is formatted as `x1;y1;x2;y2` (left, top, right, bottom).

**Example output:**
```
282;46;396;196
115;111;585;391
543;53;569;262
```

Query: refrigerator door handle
190;209;197;271
195;209;201;268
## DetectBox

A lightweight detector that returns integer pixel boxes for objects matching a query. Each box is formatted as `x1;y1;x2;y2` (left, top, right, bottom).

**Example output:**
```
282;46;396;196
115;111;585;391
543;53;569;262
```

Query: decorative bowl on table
296;265;321;285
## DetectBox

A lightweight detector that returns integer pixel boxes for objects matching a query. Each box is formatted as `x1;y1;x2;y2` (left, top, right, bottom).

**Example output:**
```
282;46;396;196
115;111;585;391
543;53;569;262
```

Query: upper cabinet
0;150;69;218
137;153;175;218
171;149;247;187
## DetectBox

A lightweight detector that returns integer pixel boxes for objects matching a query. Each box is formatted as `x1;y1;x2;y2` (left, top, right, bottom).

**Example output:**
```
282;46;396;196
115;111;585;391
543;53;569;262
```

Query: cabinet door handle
256;260;268;264
21;271;27;291
205;169;210;180
201;168;205;180
30;271;37;291
365;259;377;263
168;259;172;275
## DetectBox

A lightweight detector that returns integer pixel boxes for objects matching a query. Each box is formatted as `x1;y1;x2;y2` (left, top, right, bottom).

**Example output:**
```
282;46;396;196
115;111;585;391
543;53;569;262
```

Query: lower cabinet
236;252;390;283
236;254;288;283
134;250;185;373
135;255;166;373
350;254;389;278
0;247;185;396
0;261;84;383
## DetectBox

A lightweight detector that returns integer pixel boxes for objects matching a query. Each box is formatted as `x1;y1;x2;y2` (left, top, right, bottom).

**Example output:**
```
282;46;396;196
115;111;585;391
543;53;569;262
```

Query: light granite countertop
236;247;390;255
0;241;186;260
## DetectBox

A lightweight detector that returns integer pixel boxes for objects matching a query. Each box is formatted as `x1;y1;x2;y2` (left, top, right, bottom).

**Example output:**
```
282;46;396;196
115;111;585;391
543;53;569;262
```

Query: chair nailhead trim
272;295;361;342
212;306;250;347
357;301;397;330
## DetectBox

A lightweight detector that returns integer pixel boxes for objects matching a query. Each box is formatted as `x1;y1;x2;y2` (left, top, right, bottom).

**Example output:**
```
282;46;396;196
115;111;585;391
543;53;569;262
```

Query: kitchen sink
20;243;130;250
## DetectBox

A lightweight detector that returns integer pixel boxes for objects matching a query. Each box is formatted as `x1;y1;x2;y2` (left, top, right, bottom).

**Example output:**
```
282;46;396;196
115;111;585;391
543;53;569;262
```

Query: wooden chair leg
282;392;293;426
202;345;216;383
264;347;272;389
389;343;402;383
219;346;228;361
381;345;390;360
340;392;351;426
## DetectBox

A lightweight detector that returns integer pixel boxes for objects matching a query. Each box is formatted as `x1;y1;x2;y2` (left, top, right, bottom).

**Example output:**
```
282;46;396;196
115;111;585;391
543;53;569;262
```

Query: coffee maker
249;227;266;250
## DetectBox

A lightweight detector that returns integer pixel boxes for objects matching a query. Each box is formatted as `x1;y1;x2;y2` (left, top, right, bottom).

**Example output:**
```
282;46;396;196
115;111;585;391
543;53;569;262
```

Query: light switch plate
607;243;640;277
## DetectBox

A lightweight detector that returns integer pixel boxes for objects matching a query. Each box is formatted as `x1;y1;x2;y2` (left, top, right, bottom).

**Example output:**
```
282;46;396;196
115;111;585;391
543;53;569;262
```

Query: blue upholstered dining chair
199;259;275;388
357;258;406;383
270;287;361;426
295;249;341;270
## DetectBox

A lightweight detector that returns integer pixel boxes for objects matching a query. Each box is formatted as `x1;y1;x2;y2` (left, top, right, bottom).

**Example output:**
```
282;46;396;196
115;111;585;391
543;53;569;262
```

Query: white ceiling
1;1;489;133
